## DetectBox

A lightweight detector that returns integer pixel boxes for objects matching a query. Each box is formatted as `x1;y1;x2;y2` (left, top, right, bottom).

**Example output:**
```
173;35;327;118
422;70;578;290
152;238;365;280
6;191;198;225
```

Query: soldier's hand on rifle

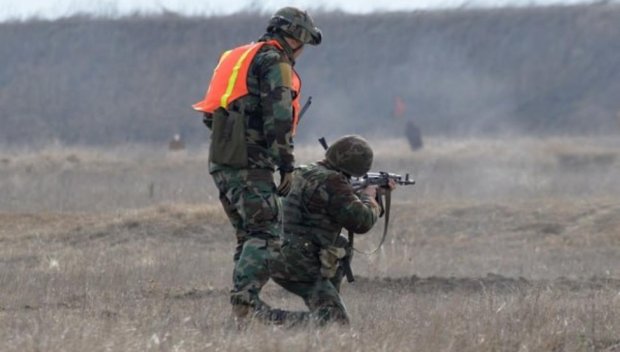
379;179;398;194
361;185;378;198
277;171;294;196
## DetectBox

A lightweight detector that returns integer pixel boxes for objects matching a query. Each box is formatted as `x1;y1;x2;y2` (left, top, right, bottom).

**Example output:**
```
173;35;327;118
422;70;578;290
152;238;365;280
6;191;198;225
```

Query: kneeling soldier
264;135;395;326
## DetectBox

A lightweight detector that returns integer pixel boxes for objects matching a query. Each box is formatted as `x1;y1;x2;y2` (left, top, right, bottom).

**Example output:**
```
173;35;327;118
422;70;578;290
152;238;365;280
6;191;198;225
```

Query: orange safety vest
192;40;302;135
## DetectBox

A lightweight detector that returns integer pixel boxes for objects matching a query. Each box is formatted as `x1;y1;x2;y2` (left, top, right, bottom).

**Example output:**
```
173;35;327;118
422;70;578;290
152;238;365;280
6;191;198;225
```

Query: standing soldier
192;8;322;321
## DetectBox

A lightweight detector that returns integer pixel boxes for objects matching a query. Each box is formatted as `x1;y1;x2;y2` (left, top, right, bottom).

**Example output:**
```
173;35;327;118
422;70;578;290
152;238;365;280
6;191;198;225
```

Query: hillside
1;4;620;146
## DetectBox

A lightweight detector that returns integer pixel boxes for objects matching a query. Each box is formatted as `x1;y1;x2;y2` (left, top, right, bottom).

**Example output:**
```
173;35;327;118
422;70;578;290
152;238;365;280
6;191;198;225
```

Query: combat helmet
325;135;373;177
267;7;322;45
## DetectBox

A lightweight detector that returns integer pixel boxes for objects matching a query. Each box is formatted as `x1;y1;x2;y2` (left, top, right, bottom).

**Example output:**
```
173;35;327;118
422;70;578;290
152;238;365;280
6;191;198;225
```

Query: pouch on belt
209;107;248;167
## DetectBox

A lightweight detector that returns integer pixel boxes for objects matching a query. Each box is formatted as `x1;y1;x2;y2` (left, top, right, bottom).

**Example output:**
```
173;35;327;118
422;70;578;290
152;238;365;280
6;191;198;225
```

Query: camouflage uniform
228;135;379;326
203;33;298;312
199;7;322;320
205;33;297;263
267;160;380;325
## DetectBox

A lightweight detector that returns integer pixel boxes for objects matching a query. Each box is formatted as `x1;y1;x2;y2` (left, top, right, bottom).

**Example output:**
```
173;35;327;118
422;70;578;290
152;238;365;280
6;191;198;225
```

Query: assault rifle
318;137;415;283
351;172;416;190
343;171;415;282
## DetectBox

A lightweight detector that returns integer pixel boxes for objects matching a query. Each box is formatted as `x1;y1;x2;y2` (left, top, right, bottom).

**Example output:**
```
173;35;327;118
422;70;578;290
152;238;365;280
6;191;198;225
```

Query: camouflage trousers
267;242;350;326
230;241;350;327
211;168;281;311
269;275;350;326
212;168;281;262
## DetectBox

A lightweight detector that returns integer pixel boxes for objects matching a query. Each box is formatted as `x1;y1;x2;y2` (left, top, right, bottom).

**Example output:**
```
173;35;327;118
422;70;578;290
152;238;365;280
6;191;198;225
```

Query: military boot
230;291;253;329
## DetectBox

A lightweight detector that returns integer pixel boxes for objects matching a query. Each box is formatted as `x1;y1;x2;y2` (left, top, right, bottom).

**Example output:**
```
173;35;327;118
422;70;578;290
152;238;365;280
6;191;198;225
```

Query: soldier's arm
257;52;295;172
325;174;380;234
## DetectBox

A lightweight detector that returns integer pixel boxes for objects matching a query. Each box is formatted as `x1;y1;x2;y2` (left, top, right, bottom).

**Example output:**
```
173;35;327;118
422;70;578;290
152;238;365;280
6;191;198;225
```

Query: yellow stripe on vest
220;50;232;62
220;45;255;108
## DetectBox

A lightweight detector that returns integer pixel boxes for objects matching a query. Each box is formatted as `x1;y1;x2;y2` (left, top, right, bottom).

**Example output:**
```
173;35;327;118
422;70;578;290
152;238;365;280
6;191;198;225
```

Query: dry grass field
1;136;620;351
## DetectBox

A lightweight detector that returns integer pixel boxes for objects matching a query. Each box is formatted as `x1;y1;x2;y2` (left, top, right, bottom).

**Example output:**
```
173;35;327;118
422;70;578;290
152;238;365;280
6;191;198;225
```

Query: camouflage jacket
277;161;380;277
204;33;297;174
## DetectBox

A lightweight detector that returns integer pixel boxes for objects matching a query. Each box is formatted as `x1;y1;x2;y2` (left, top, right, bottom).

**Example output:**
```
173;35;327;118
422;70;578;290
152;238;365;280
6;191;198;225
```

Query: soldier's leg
219;193;246;262
230;237;274;319
305;279;350;325
236;169;280;236
230;169;281;317
271;277;349;326
241;255;317;327
212;170;247;262
252;276;312;327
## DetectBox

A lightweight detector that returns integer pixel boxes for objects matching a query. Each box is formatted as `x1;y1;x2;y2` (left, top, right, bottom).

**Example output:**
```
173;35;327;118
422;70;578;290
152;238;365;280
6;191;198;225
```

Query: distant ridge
1;4;619;145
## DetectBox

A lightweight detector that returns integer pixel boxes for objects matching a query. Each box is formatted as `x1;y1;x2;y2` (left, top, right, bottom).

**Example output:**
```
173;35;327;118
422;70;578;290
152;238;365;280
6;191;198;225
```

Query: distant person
191;7;322;322
405;120;423;150
234;135;396;326
392;96;423;150
168;133;185;151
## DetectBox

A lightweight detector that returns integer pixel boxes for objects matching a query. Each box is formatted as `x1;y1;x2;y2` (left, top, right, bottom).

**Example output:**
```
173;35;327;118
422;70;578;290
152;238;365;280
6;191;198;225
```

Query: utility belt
282;233;321;255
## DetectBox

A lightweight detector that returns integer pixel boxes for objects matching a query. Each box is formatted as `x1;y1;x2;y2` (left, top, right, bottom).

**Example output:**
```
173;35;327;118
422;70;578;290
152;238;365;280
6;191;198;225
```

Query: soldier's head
267;7;322;58
325;135;373;177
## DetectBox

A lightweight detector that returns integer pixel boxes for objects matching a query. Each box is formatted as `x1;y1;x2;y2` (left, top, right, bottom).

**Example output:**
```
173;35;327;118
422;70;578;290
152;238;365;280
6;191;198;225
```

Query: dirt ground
1;137;620;351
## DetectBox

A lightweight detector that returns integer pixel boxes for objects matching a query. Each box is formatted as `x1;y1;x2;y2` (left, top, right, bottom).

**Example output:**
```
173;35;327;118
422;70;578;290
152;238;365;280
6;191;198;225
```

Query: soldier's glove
277;171;293;197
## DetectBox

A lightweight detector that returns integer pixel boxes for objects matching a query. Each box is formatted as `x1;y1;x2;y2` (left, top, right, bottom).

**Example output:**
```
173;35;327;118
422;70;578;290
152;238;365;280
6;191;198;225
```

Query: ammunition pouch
319;246;347;279
209;107;248;167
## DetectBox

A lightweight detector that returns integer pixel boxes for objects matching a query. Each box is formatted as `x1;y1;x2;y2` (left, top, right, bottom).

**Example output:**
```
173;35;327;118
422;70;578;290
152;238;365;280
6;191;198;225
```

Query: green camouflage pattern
325;135;374;177
230;237;276;307
231;235;350;326
270;161;380;325
204;32;304;323
213;168;284;321
212;168;281;262
231;161;380;326
205;33;297;174
283;161;379;251
270;276;349;325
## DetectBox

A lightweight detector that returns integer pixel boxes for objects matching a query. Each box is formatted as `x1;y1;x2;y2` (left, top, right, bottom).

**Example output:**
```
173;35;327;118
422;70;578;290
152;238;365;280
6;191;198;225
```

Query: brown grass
1;137;620;351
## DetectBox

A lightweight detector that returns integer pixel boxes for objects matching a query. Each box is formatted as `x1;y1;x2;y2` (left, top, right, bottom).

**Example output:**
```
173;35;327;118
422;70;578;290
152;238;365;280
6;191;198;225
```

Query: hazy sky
0;0;600;20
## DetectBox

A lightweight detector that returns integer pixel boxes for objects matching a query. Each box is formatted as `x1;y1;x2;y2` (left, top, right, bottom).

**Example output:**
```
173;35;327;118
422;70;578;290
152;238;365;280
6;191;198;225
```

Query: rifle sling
353;189;392;256
343;233;355;283
343;189;392;283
